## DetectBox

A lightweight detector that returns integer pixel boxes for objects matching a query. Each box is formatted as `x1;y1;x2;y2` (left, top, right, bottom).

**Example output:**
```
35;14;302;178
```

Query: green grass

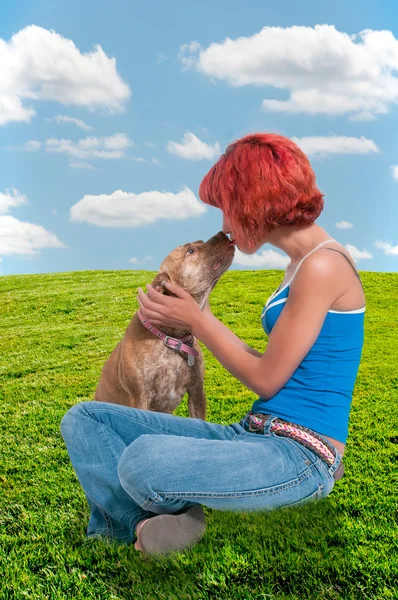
0;268;397;600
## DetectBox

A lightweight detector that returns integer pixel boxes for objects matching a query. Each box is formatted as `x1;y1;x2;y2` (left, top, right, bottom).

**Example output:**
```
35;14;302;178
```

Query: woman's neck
267;224;332;263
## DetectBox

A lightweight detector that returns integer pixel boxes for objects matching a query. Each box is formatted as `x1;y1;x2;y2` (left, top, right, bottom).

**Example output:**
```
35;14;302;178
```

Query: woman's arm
194;253;344;400
193;310;268;397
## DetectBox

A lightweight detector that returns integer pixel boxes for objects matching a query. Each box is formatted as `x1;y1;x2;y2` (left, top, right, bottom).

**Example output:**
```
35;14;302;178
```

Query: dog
94;231;235;419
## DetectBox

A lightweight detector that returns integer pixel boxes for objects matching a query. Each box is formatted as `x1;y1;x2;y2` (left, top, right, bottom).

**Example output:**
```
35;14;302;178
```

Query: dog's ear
150;271;175;296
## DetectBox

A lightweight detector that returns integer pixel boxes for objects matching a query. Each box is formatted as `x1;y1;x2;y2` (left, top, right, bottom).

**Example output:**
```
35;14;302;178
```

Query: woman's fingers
137;287;162;312
164;281;186;297
137;293;163;322
144;284;173;306
137;305;162;326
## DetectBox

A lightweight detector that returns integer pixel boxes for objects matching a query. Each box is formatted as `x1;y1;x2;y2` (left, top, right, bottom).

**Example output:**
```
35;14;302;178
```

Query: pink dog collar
137;308;199;366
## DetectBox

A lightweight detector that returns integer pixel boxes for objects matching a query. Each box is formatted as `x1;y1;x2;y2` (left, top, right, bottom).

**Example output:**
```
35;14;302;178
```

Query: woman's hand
136;281;205;333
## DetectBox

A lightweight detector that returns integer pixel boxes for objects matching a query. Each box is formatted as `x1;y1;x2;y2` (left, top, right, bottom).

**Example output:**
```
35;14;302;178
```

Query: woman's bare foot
132;506;206;556
134;518;151;551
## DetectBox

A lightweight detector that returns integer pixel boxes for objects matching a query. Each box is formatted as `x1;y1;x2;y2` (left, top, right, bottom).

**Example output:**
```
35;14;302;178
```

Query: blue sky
1;0;398;276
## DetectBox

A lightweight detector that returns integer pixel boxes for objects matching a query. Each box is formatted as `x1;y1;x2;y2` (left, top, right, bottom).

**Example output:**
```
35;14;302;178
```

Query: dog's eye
187;247;195;255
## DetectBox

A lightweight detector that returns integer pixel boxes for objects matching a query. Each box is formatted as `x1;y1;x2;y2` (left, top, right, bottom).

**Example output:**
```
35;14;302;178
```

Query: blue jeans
60;401;342;545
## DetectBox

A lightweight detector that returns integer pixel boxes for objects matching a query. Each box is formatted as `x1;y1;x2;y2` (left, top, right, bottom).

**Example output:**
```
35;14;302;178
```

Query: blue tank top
251;239;365;444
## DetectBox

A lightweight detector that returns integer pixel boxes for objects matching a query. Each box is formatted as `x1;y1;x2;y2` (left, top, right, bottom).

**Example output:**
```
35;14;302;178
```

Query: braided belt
242;411;336;467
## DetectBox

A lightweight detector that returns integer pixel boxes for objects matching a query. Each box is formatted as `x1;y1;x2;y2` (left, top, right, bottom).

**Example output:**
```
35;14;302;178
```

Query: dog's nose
205;231;231;246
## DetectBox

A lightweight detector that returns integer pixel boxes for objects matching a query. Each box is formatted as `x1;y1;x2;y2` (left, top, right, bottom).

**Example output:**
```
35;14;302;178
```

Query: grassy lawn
0;268;397;599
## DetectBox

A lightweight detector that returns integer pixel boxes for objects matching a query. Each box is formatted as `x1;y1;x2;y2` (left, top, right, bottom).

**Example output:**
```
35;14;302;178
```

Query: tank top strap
264;239;339;308
287;238;338;287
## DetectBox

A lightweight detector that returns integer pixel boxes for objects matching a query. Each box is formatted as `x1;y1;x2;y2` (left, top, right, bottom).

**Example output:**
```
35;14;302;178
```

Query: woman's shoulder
288;247;345;300
291;242;365;311
298;240;357;276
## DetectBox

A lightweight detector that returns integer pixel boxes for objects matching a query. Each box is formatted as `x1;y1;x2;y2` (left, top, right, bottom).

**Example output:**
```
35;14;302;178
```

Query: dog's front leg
187;366;207;420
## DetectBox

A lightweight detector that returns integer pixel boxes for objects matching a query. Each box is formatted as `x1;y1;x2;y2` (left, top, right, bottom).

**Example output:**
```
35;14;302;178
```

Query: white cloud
0;188;28;214
167;132;221;160
344;244;372;262
231;242;373;268
47;115;94;131
70;161;96;169
152;157;160;165
0;215;67;256
390;165;398;180
179;25;398;120
232;248;290;268
373;241;398;256
129;254;153;265
336;221;354;229
100;133;132;150
70;187;207;228
348;111;376;122
0;94;35;126
292;136;379;156
0;187;67;257
45;133;132;161
178;41;202;70
25;140;42;151
0;25;131;126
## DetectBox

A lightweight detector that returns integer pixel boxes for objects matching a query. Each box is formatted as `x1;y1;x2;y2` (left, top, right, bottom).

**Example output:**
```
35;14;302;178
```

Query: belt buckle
164;335;182;351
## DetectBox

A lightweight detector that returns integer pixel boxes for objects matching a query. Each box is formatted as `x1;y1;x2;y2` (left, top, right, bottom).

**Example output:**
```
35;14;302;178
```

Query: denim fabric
60;401;343;545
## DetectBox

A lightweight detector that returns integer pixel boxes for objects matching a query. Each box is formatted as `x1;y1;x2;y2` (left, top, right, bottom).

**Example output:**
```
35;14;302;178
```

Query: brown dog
94;231;235;419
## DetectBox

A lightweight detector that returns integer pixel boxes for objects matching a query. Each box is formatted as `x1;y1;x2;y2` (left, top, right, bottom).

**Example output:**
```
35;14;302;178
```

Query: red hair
199;133;324;250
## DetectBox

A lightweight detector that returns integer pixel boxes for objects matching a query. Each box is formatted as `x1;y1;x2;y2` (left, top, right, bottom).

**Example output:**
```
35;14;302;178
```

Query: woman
60;133;365;556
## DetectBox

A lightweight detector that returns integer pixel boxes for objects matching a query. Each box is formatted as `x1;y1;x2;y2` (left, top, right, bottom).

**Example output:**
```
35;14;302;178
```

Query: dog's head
151;231;235;309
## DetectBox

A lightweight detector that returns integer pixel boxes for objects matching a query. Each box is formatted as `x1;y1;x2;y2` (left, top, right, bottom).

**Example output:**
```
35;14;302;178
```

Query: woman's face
221;214;235;244
221;213;265;255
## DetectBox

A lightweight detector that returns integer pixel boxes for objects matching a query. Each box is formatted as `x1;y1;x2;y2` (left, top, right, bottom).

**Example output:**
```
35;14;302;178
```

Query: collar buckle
164;335;182;351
